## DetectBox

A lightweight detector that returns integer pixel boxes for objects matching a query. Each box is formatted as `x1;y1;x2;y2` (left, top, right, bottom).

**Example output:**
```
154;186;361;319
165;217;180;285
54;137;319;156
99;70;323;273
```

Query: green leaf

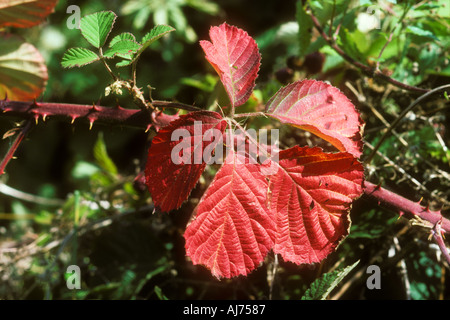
138;25;175;55
80;11;117;48
296;0;313;56
185;0;220;15
406;26;438;40
93;132;118;176
115;59;134;68
61;47;100;68
109;32;137;47
103;40;142;59
301;261;359;300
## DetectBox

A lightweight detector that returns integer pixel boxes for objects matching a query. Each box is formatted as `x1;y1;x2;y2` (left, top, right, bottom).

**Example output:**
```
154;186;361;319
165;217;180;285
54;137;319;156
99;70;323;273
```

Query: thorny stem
0;99;199;130
364;181;450;265
432;220;450;266
0;120;34;175
365;84;450;164
307;8;429;93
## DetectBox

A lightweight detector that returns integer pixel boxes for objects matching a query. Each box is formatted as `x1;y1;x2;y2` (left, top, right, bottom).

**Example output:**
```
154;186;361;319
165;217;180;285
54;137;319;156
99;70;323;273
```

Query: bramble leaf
145;111;227;212
80;11;117;48
0;0;58;28
103;40;142;59
265;79;364;158
200;23;261;109
139;25;176;54
0;34;47;100
109;32;137;47
184;148;276;279
61;47;99;68
268;146;364;265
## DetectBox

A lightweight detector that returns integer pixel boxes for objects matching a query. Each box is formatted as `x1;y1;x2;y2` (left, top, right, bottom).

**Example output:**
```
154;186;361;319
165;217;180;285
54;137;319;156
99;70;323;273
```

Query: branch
364;181;450;264
0;120;34;175
308;9;429;93
0;99;192;131
364;181;450;233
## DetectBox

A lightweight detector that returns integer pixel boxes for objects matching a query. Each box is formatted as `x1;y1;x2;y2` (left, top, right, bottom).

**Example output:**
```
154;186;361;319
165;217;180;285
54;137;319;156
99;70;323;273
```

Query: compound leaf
200;23;261;109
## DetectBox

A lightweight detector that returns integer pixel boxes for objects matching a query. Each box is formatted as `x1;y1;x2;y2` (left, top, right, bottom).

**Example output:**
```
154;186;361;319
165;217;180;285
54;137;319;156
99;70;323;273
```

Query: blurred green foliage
1;0;449;300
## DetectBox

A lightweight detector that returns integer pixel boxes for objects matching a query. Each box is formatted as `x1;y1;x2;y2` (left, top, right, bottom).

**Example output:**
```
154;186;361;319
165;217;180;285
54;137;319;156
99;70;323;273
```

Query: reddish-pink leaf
265;80;364;158
200;23;261;109
0;34;48;100
184;148;276;279
0;0;58;28
145;111;227;212
267;146;364;265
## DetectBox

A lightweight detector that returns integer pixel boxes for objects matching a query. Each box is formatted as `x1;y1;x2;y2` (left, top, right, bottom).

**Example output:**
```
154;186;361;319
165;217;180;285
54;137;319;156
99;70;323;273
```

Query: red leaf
184;148;276;278
0;34;48;101
265;80;364;158
145;111;227;212
0;0;58;28
267;146;364;265
200;23;261;108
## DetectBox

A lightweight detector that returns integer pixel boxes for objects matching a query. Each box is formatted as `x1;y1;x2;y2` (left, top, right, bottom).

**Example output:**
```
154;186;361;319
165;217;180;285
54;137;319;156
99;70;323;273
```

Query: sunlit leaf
80;11;117;48
0;34;47;100
61;47;100;68
0;0;58;28
200;23;261;108
265;80;364;158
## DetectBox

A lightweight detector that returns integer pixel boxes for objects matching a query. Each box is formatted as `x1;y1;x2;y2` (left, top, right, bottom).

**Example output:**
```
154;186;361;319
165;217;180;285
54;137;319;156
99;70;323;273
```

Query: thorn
70;115;77;124
91;103;100;112
42;114;47;122
418;196;423;205
398;211;404;220
145;124;152;133
31;99;39;108
89;118;94;130
33;114;39;124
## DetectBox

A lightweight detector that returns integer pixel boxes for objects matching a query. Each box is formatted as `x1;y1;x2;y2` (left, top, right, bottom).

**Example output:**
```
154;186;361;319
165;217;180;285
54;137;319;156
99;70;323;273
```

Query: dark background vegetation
0;0;449;300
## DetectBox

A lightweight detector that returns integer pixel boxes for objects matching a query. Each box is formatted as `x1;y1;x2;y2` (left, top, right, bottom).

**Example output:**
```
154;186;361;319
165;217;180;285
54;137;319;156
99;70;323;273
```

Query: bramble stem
0;120;34;175
363;181;450;233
